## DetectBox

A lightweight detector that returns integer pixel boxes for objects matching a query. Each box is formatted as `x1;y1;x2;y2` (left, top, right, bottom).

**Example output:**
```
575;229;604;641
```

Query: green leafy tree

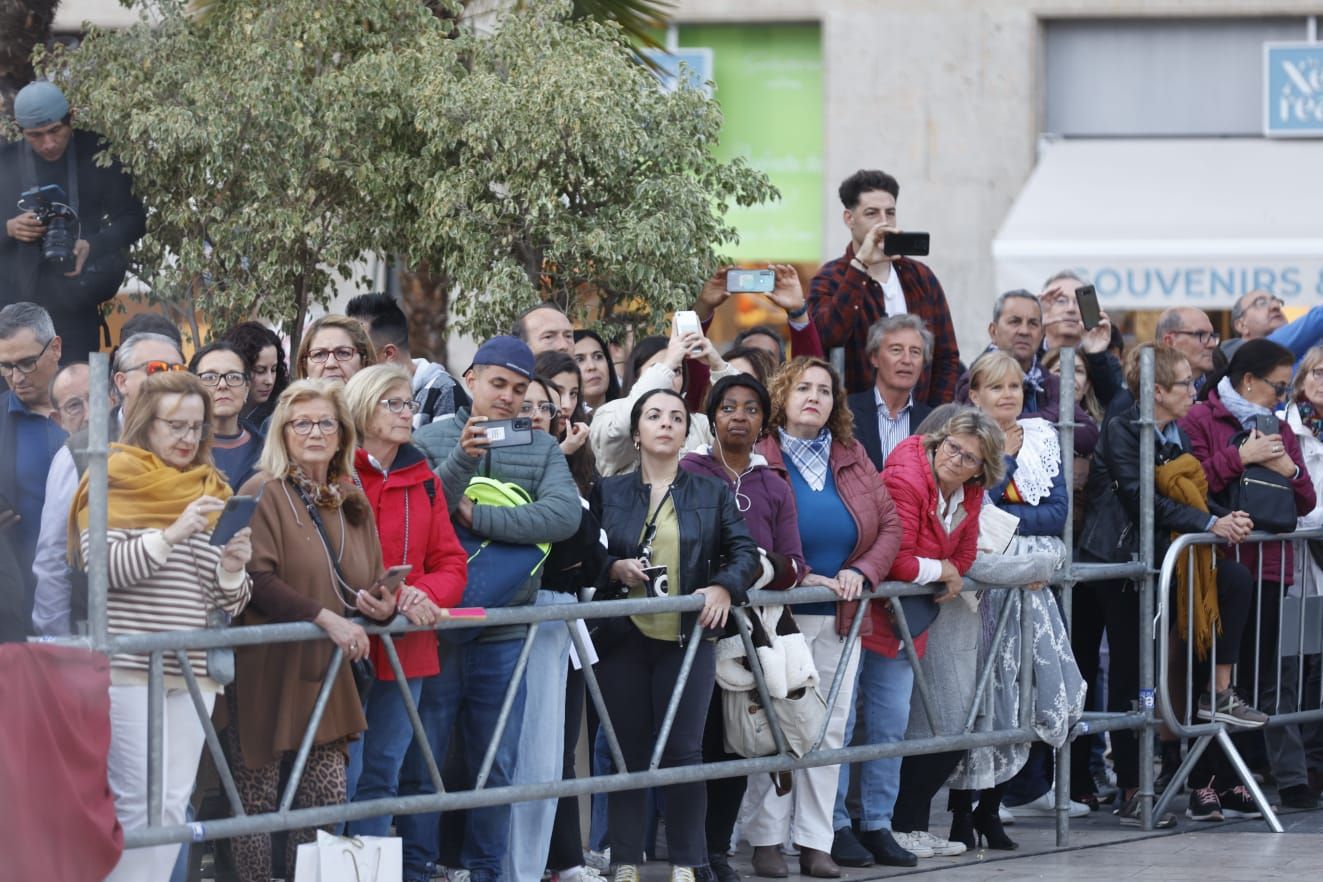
44;0;455;353
42;0;773;353
402;2;775;338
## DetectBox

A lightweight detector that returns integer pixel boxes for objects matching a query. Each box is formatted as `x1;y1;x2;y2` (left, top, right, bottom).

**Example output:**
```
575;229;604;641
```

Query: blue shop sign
1264;42;1323;137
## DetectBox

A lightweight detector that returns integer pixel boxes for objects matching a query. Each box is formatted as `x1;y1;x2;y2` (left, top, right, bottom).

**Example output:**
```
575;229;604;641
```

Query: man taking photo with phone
406;334;581;882
808;169;959;404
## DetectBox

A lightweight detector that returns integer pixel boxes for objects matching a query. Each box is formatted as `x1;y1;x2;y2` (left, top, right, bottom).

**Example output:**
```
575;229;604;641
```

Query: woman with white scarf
944;351;1084;850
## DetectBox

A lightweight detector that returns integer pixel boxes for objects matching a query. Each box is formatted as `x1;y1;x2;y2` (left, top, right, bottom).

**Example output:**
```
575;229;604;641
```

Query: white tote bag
293;830;403;882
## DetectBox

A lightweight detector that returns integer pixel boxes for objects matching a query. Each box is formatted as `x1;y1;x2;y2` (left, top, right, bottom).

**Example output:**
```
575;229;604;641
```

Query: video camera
17;184;78;270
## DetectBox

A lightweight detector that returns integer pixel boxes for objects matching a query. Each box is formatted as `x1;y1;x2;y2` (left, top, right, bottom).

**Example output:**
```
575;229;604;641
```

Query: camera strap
20;137;78;215
638;484;674;564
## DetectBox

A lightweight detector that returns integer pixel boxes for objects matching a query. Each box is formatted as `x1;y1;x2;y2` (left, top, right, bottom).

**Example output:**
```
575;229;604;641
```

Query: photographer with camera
1;82;146;363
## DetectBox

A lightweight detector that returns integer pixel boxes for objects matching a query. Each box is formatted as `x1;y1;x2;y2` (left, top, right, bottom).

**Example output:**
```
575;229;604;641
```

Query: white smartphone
673;309;701;339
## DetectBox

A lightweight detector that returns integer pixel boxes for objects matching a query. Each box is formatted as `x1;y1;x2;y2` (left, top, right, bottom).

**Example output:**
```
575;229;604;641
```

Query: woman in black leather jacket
589;388;760;882
1079;344;1260;827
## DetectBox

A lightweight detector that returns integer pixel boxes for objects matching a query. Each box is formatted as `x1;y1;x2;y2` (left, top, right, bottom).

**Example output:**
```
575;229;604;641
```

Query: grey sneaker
1116;793;1177;828
1198;690;1269;728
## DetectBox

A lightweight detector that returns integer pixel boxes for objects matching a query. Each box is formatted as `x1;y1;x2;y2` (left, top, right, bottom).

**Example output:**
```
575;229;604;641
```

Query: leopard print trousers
221;717;348;882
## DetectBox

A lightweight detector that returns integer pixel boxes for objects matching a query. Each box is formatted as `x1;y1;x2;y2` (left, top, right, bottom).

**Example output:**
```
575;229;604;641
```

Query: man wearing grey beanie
1;81;146;362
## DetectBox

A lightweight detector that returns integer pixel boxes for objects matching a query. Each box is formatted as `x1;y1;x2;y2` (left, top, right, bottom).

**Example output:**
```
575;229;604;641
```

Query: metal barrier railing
1153;526;1323;832
69;346;1175;853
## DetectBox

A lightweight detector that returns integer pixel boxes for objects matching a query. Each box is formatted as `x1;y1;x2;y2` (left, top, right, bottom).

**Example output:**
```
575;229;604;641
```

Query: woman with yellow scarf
70;371;252;882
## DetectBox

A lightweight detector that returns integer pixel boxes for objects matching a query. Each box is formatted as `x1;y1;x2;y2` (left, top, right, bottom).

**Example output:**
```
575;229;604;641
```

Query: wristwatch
786;304;808;319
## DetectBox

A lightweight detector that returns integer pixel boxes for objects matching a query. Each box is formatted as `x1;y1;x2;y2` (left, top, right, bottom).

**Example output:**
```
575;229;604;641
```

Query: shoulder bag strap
288;478;357;610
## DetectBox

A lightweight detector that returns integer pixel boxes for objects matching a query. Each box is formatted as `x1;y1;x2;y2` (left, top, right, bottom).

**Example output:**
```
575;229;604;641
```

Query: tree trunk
399;262;452;367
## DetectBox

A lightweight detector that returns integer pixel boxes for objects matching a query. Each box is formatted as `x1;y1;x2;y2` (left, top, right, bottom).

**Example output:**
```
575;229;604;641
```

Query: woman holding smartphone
341;366;468;832
69;371;253;881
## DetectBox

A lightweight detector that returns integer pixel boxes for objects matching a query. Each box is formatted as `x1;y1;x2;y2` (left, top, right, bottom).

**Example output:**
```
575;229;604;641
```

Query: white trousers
104;685;215;882
741;614;860;853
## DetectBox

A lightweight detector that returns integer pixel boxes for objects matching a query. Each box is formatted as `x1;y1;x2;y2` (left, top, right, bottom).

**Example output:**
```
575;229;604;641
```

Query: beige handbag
716;606;827;758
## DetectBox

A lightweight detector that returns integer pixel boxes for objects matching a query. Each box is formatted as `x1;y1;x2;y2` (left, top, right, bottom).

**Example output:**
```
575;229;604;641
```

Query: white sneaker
911;829;967;857
669;868;697;882
1010;791;1089;818
555;868;605;881
999;804;1016;825
891;831;935;858
612;866;639;882
584;850;611;873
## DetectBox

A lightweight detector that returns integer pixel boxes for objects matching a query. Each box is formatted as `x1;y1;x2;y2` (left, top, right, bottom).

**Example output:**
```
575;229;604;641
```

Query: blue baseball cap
14;81;69;129
469;335;535;380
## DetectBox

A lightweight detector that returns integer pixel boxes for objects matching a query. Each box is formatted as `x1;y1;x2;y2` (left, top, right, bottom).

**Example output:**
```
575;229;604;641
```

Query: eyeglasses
197;371;250;388
57;396;88;419
519;401;560;419
287;418;340;436
1259;378;1292;400
379;397;422;415
0;337;53;376
306;347;358;364
1309;368;1323;383
1246;295;1285;311
125;360;188;376
1168;379;1195;390
1169;329;1220;346
153;417;211;440
940;437;983;471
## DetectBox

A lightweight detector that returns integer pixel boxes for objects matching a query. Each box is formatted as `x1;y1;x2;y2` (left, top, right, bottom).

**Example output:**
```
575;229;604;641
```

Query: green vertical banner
677;24;824;263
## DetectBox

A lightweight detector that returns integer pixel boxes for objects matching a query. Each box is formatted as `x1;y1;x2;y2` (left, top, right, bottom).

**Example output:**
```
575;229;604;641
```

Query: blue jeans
834;650;914;832
346;676;427;835
502;592;573;881
396;637;528;882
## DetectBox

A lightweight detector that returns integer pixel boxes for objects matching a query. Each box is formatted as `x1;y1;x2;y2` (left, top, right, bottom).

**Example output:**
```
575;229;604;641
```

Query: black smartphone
482;417;533;448
882;231;930;257
1076;284;1102;331
1255;414;1281;435
209;495;259;546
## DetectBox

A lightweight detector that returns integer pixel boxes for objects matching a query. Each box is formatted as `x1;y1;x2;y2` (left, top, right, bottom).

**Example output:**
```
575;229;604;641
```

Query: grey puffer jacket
414;408;581;641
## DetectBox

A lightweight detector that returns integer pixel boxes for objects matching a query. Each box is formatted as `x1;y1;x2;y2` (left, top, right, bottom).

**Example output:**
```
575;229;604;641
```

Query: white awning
992;138;1323;310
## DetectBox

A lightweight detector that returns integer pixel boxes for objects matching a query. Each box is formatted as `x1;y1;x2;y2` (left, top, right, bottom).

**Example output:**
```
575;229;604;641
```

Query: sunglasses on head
126;360;188;376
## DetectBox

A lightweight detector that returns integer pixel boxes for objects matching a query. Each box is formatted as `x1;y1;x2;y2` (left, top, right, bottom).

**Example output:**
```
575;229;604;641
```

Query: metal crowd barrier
1153;526;1323;832
72;347;1177;853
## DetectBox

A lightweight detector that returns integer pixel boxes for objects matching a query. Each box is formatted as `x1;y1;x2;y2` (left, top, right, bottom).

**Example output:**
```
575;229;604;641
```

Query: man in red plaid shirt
808;170;960;404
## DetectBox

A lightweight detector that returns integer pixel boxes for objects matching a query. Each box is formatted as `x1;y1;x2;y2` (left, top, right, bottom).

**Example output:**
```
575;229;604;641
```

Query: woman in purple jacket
1179;338;1316;817
680;374;810;882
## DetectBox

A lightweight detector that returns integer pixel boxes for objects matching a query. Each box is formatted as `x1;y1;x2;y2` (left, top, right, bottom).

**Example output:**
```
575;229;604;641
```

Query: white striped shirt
876;387;915;466
80;527;251;686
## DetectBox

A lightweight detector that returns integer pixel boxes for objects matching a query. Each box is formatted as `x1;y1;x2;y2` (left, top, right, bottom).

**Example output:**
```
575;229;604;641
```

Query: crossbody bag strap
288;478;357;610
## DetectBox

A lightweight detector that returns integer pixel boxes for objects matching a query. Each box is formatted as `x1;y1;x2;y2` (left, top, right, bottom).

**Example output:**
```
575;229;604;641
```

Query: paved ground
632;801;1323;881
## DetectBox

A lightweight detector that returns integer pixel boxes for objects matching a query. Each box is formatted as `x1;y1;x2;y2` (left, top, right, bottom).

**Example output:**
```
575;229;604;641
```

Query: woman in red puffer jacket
878;406;1005;861
341;366;467;834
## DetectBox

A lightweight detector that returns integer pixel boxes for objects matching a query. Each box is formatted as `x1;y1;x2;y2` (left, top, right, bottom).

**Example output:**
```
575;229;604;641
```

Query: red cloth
0;643;122;881
868;435;982;658
355;445;468;680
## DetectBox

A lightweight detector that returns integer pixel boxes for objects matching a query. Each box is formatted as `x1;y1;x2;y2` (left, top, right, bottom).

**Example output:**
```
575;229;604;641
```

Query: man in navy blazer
847;315;933;472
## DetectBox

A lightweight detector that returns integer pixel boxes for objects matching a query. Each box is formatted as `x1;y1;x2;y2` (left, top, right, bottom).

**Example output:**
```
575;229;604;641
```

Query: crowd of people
5;81;1323;882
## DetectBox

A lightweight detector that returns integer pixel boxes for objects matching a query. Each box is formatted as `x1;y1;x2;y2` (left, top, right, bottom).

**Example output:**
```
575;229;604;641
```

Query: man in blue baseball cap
1;81;146;362
402;333;580;882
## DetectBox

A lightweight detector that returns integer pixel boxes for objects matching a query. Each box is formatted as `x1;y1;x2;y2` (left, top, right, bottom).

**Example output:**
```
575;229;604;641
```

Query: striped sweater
80;527;252;686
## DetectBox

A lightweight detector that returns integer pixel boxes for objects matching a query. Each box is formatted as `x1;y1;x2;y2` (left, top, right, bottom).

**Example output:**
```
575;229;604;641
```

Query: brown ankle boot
798;845;842;878
751;844;789;878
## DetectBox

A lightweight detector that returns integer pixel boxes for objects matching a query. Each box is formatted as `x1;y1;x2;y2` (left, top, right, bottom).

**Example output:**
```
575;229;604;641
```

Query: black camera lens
43;217;75;270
